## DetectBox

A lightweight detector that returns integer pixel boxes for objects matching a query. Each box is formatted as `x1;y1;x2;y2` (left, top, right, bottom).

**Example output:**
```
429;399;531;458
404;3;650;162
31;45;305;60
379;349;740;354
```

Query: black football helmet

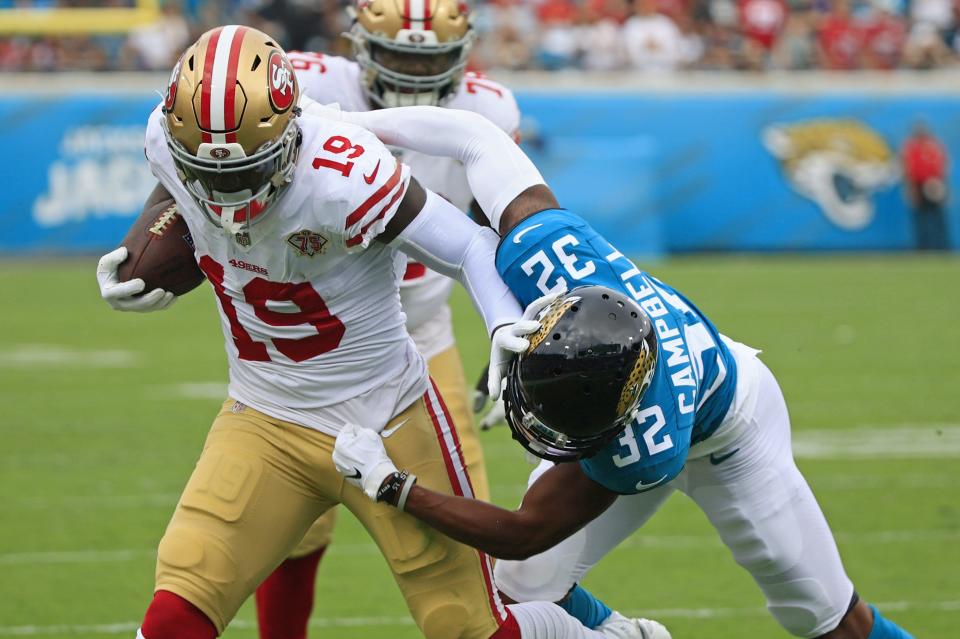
503;286;658;462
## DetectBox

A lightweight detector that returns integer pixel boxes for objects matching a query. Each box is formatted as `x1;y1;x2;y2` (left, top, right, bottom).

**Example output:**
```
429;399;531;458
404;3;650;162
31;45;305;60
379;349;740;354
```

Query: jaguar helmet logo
763;119;900;230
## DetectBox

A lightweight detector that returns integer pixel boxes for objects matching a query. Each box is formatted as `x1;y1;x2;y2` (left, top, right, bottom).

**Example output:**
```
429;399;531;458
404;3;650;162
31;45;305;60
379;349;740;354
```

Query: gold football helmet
348;0;474;107
162;26;301;235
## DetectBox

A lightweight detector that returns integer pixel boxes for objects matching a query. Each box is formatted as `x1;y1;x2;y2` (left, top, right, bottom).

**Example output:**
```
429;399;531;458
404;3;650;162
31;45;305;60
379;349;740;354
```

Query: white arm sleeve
309;103;545;231
391;188;523;336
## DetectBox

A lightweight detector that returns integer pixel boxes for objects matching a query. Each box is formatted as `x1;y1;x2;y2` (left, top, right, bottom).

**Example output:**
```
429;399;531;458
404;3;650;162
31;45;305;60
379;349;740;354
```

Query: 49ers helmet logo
164;54;183;112
268;51;296;113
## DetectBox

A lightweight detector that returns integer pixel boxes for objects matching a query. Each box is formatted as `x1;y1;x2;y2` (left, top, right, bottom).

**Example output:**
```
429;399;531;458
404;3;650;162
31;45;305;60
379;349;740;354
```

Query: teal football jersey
496;209;737;494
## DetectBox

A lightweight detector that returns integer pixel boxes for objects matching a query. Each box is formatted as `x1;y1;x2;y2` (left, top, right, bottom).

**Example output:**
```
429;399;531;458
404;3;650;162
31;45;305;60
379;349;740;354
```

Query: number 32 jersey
144;104;427;436
496;210;739;494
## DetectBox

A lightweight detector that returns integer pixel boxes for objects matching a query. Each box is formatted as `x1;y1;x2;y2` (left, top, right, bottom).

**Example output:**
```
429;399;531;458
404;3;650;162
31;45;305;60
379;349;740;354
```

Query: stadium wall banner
1;83;957;255
518;90;959;254
0;94;159;254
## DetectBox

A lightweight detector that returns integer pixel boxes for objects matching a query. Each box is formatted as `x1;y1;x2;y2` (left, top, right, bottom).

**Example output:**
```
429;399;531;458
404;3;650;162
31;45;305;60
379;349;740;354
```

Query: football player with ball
99;1;554;637
324;103;917;639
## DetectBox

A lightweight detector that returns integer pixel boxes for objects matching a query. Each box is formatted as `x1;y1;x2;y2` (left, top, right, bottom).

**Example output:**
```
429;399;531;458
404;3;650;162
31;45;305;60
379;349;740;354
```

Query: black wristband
376;470;416;509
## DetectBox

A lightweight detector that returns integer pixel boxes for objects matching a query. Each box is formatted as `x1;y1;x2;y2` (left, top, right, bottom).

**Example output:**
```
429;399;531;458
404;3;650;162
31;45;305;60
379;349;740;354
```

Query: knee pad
373;507;450;575
157;524;239;588
420;601;472;639
763;578;846;638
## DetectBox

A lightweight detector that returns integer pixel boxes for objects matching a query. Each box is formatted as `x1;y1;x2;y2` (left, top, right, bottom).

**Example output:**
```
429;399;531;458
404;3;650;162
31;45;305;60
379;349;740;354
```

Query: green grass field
1;255;958;638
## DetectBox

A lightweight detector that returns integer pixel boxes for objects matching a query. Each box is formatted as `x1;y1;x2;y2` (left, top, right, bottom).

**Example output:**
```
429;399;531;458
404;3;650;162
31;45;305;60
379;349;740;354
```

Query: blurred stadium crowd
2;0;960;73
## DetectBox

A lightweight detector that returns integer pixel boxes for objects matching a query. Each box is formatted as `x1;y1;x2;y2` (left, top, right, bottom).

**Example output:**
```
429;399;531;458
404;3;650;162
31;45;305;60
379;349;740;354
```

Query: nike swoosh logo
513;223;543;244
381;417;411;438
635;474;669;491
345;468;362;480
363;159;381;185
709;448;740;466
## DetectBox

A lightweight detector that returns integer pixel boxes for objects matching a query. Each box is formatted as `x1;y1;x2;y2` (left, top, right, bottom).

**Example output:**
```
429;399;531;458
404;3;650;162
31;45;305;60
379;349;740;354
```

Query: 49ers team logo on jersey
268;51;297;113
164;54;183;111
287;230;328;257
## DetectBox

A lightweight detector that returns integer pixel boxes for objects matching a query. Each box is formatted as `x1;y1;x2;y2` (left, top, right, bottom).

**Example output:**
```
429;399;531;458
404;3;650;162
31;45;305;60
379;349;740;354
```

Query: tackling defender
96;26;639;639
323;104;916;639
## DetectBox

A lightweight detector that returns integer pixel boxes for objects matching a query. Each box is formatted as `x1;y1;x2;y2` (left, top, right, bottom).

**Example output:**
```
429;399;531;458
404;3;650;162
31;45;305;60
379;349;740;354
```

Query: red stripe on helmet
223;26;248;143
403;0;412;29
423;0;432;31
200;27;222;137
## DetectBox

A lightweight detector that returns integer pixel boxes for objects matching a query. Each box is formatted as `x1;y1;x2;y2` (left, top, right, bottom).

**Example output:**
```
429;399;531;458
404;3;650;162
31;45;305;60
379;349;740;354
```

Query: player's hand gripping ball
97;197;204;312
117;197;204;296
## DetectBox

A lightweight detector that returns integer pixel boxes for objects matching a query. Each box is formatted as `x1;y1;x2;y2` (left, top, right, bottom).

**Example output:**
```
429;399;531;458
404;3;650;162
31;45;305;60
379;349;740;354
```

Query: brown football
117;196;205;296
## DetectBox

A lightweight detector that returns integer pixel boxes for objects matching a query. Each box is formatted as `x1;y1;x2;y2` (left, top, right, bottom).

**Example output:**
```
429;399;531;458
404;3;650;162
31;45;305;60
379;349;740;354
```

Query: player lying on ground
321;103;916;639
95;26;656;639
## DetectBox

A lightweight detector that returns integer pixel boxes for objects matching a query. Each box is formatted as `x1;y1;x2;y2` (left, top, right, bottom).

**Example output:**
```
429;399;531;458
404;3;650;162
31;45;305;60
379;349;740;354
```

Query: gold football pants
288;344;488;558
155;383;505;637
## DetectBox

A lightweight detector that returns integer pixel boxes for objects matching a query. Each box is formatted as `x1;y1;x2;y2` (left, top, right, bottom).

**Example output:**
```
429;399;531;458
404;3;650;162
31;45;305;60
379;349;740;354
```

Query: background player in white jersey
95;26;625;639
321;104;916;639
254;3;521;634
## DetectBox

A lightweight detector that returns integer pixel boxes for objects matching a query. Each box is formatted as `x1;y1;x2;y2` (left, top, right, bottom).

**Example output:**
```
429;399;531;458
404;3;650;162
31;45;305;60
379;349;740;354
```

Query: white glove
333;424;399;500
487;292;562;400
96;247;176;312
479;396;506;431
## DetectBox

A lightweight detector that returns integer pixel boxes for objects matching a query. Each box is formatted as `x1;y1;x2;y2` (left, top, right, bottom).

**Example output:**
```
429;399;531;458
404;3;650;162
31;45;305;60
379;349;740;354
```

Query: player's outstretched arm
333;424;617;560
380;177;525;338
311;104;559;236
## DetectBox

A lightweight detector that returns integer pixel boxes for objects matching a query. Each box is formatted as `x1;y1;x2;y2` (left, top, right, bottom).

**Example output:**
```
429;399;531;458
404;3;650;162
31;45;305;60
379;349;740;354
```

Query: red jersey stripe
344;182;407;248
344;162;402;227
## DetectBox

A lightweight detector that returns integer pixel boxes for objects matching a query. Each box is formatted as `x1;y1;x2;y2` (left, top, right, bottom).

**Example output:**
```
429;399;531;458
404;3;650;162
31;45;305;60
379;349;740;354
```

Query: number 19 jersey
496;209;738;494
144;105;426;435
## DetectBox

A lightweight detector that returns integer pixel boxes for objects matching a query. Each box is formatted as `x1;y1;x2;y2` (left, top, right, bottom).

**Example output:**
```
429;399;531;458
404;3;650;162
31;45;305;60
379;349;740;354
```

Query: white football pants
495;346;855;638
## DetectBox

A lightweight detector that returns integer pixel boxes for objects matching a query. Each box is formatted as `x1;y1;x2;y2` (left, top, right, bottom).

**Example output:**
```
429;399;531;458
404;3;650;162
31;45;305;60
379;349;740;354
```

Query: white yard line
1;601;957;635
0;345;138;368
4;527;958;566
792;425;960;459
10;470;952;513
0;549;156;566
161;382;229;400
11;494;179;510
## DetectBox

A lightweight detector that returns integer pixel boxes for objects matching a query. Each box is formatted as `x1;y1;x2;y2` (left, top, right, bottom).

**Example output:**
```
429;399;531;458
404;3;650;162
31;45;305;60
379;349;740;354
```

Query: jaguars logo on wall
763;119;900;231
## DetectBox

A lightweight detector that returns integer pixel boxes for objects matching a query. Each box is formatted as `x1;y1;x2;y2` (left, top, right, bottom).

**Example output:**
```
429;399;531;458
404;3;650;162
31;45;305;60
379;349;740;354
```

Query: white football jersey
144;104;427;435
290;52;520;358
